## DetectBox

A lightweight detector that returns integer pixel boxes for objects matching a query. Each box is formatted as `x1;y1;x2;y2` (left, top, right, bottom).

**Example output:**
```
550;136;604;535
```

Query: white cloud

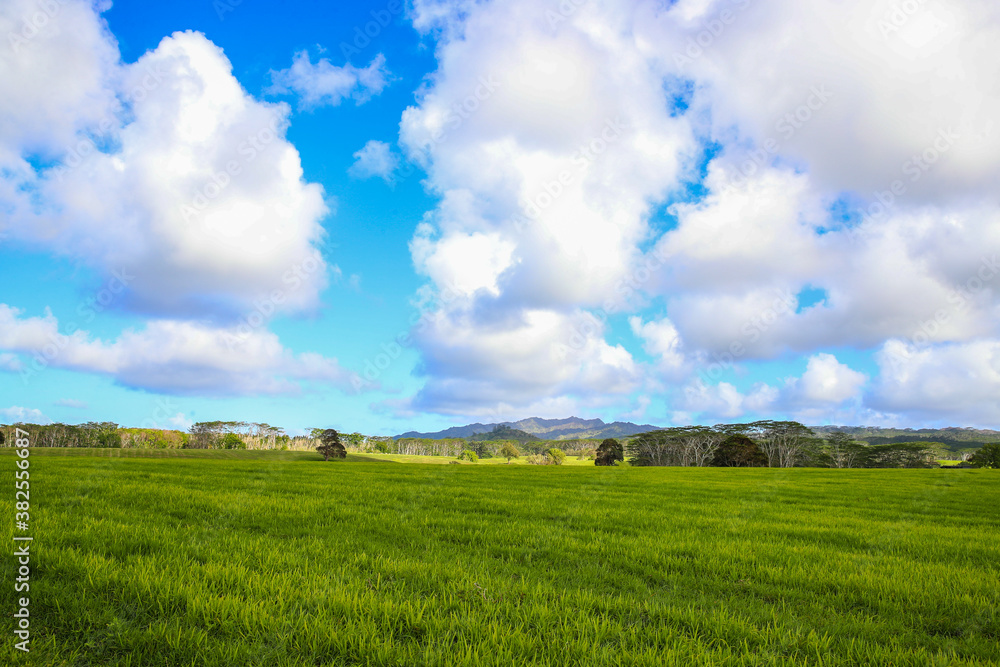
396;0;696;415
786;354;867;405
639;0;1000;201
675;353;866;424
406;306;640;415
870;339;1000;426
269;52;390;109
1;11;333;321
348;140;400;182
678;380;778;422
629;316;688;379
0;304;366;397
0;0;119;157
397;0;1000;425
0;406;51;424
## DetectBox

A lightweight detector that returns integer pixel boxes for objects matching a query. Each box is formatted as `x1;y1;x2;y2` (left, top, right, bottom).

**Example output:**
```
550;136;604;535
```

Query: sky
1;0;998;436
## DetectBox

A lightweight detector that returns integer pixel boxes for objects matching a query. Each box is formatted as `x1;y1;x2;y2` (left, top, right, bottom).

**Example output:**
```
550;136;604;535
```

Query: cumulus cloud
870;339;1000;426
677;380;778;423
396;0;698;415
269;52;390;108
405;306;640;416
675;353;866;424
785;354;867;406
629;316;688;380
639;0;1000;201
1;6;333;321
0;304;366;397
0;406;51;424
395;0;1000;425
348;140;400;182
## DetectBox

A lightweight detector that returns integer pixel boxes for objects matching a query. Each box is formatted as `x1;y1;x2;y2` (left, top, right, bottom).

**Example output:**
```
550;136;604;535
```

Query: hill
810;425;1000;451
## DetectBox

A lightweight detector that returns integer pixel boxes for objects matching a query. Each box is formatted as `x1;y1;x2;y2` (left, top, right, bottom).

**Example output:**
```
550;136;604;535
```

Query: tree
595;438;623;466
500;442;521;464
315;429;346;461
825;431;865;468
220;433;246;450
969;443;1000;469
546;448;566;465
711;434;766;467
741;421;815;467
341;432;365;452
458;450;479;462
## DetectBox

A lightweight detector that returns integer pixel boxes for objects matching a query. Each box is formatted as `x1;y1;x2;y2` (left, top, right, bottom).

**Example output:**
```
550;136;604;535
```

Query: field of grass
2;448;998;666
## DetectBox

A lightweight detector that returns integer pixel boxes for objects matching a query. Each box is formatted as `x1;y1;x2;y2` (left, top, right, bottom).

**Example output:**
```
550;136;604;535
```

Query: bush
546;448;566;465
526;454;546;465
970;443;1000;468
458;450;479;463
220;433;247;450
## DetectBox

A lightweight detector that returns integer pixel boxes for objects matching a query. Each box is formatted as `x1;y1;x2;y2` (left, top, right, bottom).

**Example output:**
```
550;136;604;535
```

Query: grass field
2;449;998;666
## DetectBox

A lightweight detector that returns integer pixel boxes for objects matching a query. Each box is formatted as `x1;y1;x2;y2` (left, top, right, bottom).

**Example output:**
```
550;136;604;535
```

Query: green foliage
499;442;521;463
595;438;623;466
970;443;1000;468
315;429;346;461
458;449;479;462
546;448;566;465
711;434;766;467
219;433;246;450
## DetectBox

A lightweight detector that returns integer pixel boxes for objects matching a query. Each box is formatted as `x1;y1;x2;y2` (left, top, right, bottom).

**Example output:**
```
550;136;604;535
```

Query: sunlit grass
1;449;997;666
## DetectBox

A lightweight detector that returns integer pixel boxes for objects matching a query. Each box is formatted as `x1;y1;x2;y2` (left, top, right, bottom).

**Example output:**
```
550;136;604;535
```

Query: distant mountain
396;417;664;441
467;425;540;443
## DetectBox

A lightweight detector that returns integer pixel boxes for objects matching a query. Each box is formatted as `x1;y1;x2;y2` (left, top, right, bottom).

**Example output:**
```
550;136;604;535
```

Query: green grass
2;449;998;666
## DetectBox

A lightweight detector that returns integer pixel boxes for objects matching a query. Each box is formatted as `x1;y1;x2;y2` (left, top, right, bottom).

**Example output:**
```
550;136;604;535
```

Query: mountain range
395;417;663;441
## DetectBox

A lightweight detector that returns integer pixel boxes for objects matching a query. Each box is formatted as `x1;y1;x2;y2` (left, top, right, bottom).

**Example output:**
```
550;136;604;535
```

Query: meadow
2;449;998;666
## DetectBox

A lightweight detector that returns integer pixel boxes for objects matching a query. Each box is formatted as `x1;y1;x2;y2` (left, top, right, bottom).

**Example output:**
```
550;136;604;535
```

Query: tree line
620;421;989;468
2;419;998;469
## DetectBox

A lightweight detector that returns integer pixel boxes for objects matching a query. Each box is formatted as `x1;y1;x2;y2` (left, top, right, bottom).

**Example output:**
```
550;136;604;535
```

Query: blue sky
1;0;998;435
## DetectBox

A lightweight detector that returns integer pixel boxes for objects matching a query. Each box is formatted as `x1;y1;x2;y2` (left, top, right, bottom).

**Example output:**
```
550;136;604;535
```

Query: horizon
2;0;999;436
